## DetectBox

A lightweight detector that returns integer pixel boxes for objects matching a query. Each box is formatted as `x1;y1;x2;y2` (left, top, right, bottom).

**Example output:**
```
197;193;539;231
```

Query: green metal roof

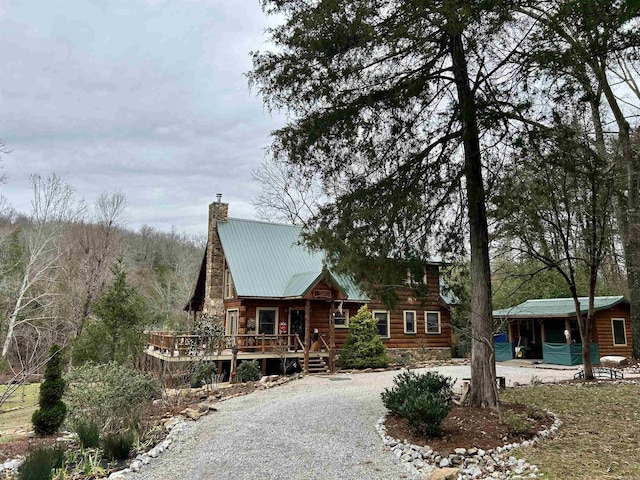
217;218;369;300
493;296;627;318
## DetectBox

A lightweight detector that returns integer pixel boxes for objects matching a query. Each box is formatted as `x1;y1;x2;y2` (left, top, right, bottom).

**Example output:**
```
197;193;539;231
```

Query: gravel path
130;364;581;480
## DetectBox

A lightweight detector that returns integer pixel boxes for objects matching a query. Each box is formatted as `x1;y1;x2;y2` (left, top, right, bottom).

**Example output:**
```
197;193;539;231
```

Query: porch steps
304;354;329;374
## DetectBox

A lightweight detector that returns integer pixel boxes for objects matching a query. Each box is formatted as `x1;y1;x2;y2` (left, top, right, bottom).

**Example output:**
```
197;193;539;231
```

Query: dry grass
502;382;640;480
0;383;40;434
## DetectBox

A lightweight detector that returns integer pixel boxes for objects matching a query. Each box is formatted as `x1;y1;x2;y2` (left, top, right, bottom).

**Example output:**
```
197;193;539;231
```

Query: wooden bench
462;376;506;389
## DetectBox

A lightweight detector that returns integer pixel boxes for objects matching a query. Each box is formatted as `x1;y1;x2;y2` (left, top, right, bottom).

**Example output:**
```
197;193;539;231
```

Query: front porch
146;331;333;374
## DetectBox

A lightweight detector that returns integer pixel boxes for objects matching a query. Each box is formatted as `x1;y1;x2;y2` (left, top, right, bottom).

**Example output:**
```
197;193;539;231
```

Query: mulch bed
384;402;553;452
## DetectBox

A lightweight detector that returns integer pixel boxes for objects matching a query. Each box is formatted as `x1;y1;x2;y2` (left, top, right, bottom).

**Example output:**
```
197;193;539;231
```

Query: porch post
329;300;336;374
304;300;311;373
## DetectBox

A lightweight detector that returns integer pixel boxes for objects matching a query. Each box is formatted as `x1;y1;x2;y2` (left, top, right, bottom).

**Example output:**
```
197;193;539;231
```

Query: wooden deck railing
147;331;308;357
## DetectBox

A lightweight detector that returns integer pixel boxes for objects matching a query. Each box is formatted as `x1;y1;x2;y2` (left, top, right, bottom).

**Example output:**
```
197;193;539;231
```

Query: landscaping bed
385;402;553;452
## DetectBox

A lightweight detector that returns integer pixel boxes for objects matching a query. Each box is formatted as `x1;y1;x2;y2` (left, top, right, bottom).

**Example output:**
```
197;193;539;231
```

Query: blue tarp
542;343;600;366
494;333;508;343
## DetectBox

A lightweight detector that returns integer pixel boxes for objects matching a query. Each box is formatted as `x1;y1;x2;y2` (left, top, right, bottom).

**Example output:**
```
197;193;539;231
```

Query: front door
289;309;306;344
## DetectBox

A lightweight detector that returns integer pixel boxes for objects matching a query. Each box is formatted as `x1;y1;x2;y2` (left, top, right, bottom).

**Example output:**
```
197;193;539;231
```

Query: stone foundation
387;347;451;364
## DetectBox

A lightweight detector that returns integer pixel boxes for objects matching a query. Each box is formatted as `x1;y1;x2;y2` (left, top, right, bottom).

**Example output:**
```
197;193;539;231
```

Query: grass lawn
0;383;40;437
502;382;640;480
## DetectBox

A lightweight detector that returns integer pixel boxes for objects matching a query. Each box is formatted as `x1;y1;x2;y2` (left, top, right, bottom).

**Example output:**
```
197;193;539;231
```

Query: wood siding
593;305;632;358
221;265;452;351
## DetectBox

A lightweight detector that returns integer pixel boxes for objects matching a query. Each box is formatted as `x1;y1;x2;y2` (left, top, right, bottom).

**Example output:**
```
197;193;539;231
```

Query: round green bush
381;370;454;437
236;360;261;382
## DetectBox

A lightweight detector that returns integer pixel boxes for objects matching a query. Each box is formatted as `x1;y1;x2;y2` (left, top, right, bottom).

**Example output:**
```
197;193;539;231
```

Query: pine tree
32;344;66;435
72;258;147;365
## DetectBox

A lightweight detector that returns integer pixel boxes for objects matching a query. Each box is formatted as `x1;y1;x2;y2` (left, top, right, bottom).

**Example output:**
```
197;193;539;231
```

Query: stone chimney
204;195;228;316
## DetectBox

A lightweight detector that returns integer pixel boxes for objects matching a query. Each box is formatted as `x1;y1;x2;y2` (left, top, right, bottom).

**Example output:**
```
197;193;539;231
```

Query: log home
148;198;453;375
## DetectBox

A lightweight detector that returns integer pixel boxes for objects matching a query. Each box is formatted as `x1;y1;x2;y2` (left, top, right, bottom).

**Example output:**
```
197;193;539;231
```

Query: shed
493;296;631;365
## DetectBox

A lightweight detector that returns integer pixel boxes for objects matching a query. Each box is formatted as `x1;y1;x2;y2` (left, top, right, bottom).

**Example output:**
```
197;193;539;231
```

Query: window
373;310;390;338
333;304;349;328
224;268;235;298
226;309;239;336
611;318;627;346
257;308;278;335
404;311;416;334
425;311;441;334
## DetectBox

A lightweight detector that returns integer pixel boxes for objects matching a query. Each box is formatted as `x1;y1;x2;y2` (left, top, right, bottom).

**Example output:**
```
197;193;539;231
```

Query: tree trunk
450;33;498;408
625;181;640;357
597;71;640;358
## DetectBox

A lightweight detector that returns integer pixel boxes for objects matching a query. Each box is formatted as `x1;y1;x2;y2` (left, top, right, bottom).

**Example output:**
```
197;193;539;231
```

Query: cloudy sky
0;0;283;235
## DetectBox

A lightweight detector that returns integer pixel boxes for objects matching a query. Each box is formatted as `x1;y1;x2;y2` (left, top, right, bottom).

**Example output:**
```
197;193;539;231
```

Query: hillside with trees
0;174;203;378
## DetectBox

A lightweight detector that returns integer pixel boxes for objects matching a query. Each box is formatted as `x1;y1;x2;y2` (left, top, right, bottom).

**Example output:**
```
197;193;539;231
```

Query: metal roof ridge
224;217;303;229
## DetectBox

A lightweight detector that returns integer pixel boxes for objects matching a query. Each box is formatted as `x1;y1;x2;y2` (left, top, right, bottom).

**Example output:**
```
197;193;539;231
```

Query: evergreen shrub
32;345;66;435
101;430;135;460
73;419;101;448
381;370;453;437
339;306;389;369
236;360;261;382
65;362;159;433
191;362;217;388
18;445;65;480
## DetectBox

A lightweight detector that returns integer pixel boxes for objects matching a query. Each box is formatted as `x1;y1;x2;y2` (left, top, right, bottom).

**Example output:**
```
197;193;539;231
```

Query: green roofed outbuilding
493;296;631;365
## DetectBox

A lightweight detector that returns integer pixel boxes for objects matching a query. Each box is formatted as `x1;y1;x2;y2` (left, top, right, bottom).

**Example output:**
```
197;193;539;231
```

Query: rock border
376;410;562;479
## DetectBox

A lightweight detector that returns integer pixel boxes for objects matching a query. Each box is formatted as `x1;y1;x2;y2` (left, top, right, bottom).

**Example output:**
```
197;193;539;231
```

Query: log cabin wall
593;305;632;358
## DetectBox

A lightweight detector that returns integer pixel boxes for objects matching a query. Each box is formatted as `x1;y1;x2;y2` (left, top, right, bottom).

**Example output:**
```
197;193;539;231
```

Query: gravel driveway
131;363;579;480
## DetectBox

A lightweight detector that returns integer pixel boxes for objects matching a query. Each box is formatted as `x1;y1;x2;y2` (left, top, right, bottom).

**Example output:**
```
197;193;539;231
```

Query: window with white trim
373;310;390;338
425;311;441;334
333;305;349;328
257;308;278;335
404;311;416;334
611;318;627;346
224;268;235;298
226;309;239;336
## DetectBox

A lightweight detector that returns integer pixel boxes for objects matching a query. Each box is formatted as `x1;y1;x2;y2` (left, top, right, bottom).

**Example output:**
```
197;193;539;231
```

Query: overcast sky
0;0;283;235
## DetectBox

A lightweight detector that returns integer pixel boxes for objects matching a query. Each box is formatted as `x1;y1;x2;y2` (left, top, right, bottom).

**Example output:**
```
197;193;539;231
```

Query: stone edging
376;410;562;480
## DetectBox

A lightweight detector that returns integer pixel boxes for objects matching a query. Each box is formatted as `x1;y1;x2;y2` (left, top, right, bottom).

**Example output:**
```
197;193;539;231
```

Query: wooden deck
146;331;332;370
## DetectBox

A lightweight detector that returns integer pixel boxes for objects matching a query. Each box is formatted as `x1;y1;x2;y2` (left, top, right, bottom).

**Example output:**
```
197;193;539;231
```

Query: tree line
0;173;203;379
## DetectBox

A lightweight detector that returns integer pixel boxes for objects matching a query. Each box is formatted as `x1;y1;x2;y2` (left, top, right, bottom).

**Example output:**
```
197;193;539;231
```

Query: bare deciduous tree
252;157;328;226
58;192;126;337
1;173;84;358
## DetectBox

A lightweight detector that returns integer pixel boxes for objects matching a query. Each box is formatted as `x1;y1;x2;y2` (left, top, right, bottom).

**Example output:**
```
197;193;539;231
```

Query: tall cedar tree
73;259;147;365
32;344;66;435
515;0;640;357
249;0;521;407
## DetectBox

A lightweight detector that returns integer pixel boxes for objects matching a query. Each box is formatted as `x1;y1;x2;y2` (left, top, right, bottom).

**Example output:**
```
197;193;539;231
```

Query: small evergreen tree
73;258;147;365
339;306;389;369
32;345;66;435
